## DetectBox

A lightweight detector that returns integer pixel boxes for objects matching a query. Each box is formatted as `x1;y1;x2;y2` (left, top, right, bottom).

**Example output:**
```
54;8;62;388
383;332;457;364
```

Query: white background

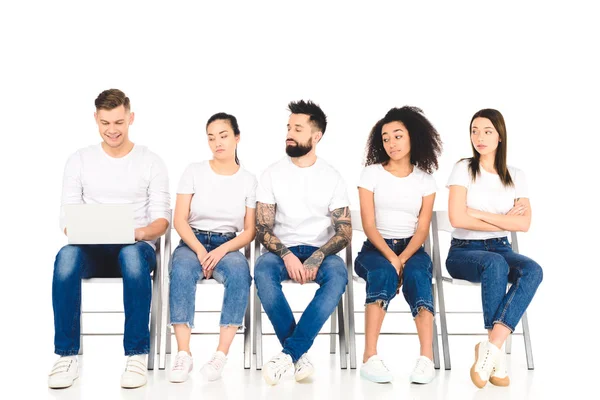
1;0;598;397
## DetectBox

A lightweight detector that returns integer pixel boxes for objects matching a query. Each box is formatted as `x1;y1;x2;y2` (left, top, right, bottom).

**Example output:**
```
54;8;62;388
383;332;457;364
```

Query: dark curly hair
364;106;442;174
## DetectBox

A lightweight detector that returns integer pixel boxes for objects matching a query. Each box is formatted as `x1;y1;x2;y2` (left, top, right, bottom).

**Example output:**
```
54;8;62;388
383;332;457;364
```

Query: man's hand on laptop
134;228;146;241
283;253;308;284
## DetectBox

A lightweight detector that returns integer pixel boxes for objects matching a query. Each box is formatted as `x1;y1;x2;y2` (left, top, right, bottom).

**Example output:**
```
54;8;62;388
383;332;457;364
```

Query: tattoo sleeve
304;206;352;270
256;202;291;258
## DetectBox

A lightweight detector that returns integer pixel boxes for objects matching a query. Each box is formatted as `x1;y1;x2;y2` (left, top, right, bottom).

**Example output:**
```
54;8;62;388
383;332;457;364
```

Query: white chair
79;236;164;370
431;210;534;370
252;241;349;370
158;227;252;370
345;210;441;370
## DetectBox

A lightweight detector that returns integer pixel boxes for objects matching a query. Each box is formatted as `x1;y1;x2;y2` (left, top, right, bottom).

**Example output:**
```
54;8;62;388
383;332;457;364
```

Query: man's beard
285;139;313;158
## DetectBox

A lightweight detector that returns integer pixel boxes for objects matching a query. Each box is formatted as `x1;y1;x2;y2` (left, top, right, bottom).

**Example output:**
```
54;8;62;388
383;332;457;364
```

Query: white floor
28;329;582;400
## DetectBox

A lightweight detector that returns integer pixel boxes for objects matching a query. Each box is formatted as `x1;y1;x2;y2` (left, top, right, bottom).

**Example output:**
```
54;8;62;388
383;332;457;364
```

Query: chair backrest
350;209;363;232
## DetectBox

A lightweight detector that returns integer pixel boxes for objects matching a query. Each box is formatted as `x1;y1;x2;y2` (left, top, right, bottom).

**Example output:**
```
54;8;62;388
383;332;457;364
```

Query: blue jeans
355;238;434;317
254;246;348;362
52;242;156;356
446;237;543;331
169;230;251;328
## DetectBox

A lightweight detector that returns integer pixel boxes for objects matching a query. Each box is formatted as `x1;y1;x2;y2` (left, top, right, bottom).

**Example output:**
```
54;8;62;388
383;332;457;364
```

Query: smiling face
381;120;411;162
94;105;134;149
207;119;239;161
470;117;500;156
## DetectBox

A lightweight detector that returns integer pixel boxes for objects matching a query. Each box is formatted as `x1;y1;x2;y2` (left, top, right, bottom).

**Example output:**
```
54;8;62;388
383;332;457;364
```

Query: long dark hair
466;109;513;187
364;106;442;174
206;112;240;165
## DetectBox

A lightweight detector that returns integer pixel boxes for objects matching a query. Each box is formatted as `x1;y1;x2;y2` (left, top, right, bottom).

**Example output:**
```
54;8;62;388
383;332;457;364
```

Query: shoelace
295;356;310;371
480;349;494;375
173;355;189;371
413;358;428;374
50;359;73;375
269;355;291;370
125;358;146;376
207;354;225;371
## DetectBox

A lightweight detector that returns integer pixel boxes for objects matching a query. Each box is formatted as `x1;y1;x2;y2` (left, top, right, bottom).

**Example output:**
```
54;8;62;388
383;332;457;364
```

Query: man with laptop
48;89;170;389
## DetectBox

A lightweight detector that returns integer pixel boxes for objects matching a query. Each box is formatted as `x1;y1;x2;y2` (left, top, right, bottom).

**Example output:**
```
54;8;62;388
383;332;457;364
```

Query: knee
527;261;543;285
54;245;83;280
485;254;509;276
322;258;348;288
119;245;151;280
369;266;398;293
224;254;252;289
254;254;280;286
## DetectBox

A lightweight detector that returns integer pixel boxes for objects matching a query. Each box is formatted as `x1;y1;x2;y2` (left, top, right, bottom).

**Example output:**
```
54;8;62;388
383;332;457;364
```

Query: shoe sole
121;378;147;389
295;367;314;382
262;368;282;386
48;375;78;389
470;343;488;389
360;369;393;383
490;375;510;386
410;375;434;384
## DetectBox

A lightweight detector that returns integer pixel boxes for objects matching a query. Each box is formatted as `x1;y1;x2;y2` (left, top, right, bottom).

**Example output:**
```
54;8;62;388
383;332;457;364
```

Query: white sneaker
48;356;79;389
360;355;393;383
410;356;435;384
294;354;314;382
200;351;227;381
120;355;147;389
489;350;510;386
470;341;500;388
262;352;293;385
170;351;194;383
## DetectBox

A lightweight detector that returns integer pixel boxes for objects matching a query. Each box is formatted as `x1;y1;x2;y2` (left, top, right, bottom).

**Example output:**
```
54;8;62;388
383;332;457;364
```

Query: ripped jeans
169;230;251;328
354;238;434;317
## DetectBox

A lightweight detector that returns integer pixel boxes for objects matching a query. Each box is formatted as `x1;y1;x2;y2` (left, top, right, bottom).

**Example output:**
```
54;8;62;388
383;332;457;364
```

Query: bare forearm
450;213;502;231
174;219;206;255
221;228;255;253
399;227;429;263
138;218;169;241
364;225;397;262
474;211;530;232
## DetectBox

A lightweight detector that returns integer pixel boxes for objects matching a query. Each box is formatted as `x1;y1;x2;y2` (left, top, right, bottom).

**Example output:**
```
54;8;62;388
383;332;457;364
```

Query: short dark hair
287;100;327;135
364;106;442;174
206;112;241;165
95;89;130;111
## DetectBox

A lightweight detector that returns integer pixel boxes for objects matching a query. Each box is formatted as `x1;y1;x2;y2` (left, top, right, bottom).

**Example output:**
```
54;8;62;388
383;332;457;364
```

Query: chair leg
243;290;251;369
337;298;347;369
78;314;83;355
148;273;158;370
346;280;357;369
506;331;513;354
254;285;263;370
521;311;534;369
437;281;451;370
431;284;441;370
330;308;337;354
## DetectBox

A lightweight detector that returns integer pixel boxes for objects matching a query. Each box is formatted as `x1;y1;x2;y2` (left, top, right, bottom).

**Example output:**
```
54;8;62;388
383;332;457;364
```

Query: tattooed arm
304;206;352;279
255;202;290;258
256;202;309;283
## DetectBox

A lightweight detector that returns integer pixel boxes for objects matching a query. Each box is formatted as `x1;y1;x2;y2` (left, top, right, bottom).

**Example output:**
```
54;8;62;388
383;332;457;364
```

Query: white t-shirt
60;144;171;249
177;161;257;233
358;164;437;239
446;159;529;240
256;156;350;248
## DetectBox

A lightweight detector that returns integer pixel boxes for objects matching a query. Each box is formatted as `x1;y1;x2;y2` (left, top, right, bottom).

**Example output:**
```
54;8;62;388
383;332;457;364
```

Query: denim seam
55;349;80;357
125;350;149;356
411;299;434;318
496;265;522;330
169;321;194;329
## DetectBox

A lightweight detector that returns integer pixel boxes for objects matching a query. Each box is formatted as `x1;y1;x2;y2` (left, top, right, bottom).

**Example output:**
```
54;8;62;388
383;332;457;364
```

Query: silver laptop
65;204;136;244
